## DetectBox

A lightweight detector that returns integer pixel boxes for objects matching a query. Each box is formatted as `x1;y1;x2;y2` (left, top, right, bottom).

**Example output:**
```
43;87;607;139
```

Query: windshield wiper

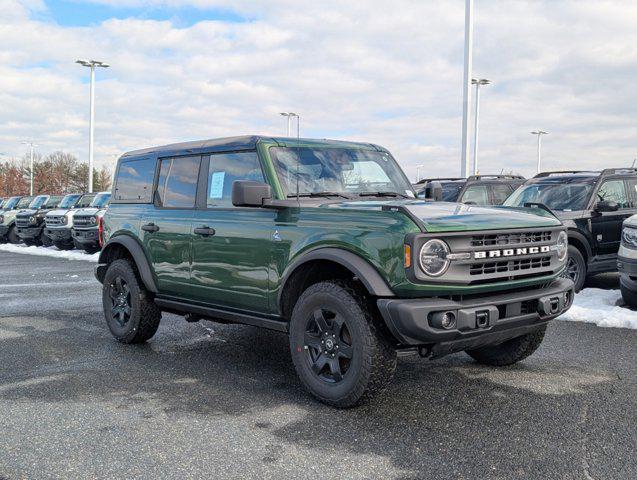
358;191;408;198
287;192;352;199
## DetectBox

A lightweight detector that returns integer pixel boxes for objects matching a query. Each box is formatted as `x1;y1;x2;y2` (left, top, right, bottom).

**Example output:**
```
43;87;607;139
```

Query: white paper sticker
209;171;225;199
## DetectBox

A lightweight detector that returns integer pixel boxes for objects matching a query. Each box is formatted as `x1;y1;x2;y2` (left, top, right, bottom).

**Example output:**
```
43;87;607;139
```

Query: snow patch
559;287;637;329
0;243;99;262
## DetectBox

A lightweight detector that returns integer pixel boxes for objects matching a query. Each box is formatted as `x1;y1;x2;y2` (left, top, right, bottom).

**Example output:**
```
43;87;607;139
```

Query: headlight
556;231;568;261
419;239;451;276
622;226;637;249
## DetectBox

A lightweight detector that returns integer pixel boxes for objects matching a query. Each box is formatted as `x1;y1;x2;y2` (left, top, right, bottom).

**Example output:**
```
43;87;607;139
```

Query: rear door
590;178;635;254
141;155;201;296
189;150;275;312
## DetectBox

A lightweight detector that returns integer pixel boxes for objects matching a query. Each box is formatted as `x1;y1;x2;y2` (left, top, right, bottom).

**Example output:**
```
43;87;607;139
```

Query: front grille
469;256;551;276
74;215;95;228
470;231;552;247
15;215;31;228
46;215;65;227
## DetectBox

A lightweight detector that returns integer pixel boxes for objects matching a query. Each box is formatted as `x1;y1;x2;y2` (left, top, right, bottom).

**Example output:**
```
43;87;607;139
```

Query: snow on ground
559;287;637;330
0;243;99;262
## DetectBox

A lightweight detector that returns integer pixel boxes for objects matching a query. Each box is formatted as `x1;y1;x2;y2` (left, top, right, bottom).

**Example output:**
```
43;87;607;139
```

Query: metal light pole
460;0;474;178
280;112;299;136
21;141;38;195
531;130;548;173
471;78;490;175
415;164;426;182
76;59;109;193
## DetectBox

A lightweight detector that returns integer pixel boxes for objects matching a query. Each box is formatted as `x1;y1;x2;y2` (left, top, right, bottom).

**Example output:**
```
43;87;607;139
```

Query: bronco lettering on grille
474;245;550;259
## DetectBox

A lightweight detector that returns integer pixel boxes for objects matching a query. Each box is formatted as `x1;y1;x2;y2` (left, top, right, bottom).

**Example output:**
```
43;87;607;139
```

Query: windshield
441;182;463;202
90;192;111;208
58;194;81;209
270;146;415;198
29;196;48;209
504;183;593;211
3;197;20;210
17;197;32;208
77;194;96;208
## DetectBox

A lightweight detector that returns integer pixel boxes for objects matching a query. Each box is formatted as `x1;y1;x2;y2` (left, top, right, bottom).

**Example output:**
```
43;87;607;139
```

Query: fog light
431;311;457;330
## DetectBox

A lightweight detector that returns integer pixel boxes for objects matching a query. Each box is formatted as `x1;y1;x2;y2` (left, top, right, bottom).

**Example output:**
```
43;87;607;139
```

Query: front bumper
17;226;43;239
45;227;72;242
377;277;574;357
617;255;637;290
72;228;98;245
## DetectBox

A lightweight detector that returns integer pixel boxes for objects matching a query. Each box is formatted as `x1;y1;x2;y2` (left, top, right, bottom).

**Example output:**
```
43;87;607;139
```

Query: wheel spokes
311;354;328;375
337;343;353;359
304;331;323;350
328;358;343;382
313;309;330;333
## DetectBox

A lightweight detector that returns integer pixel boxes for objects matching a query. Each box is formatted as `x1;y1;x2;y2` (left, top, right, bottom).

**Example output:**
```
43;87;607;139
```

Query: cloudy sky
1;0;636;180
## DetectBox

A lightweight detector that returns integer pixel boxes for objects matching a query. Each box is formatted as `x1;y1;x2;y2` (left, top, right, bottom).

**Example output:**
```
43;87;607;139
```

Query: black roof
121;135;384;159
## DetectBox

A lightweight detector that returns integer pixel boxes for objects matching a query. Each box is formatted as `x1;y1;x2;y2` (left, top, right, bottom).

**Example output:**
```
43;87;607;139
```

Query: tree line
0;151;112;197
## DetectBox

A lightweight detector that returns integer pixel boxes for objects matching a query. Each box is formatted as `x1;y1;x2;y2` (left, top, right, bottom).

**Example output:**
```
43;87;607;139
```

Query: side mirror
595;200;619;212
423;181;443;201
232;180;272;207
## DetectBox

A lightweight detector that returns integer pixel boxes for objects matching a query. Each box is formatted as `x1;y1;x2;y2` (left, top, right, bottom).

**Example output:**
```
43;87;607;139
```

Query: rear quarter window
113;157;156;203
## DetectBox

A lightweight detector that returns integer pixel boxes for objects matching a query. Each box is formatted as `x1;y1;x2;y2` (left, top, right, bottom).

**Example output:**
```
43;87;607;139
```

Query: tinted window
114;157;156;203
45;196;63;208
90;192;111;208
77;194;96;208
58;194;81;209
460;185;489;205
207;151;264;207
504;182;593;211
3;197;20;209
156;156;201;208
29;196;48;209
597;180;629;208
491;184;513;205
441;182;463;201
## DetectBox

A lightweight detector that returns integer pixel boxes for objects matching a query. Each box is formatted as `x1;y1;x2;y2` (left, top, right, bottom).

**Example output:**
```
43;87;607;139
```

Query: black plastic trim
97;235;158;293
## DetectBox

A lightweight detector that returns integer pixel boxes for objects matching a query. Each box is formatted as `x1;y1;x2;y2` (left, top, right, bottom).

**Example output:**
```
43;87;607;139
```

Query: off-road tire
620;282;637;308
102;259;161;344
40;231;53;247
466;326;547;366
53;240;74;250
7;225;20;244
562;245;586;292
289;280;397;408
23;238;38;247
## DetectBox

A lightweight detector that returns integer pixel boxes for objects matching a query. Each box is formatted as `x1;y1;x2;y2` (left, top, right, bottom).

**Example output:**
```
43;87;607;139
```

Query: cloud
0;0;636;181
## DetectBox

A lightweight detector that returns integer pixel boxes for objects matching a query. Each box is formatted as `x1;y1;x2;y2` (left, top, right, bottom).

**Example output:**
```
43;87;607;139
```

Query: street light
471;78;490;175
21;141;38;195
415;164;426;182
76;59;109;193
531;130;548;173
280;112;299;136
460;0;474;178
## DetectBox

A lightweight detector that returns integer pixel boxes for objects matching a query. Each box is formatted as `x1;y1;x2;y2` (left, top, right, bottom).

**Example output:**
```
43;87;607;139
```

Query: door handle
194;226;216;236
142;223;160;233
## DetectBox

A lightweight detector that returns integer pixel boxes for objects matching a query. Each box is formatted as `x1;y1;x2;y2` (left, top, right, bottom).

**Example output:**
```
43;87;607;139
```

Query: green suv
96;136;574;407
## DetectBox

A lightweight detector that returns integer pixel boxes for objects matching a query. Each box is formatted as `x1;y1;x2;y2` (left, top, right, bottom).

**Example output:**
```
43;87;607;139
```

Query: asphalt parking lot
0;252;635;480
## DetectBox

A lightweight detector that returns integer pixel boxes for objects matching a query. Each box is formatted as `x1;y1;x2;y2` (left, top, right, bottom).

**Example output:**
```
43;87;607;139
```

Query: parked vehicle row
0;192;110;253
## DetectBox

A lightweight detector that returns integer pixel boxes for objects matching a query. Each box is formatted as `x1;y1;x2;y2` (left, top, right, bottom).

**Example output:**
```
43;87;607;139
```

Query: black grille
15;215;31;227
469;256;551;276
470;231;552;247
46;215;65;227
74;215;95;227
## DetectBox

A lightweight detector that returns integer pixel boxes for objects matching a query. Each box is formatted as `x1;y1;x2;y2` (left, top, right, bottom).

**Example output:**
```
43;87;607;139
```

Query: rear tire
7;225;20;244
102;259;162;344
620;282;637;308
289;280;397;408
466;326;547;366
561;245;586;292
40;231;53;247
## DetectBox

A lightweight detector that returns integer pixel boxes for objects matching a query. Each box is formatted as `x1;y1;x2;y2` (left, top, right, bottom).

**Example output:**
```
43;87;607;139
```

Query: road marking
0;280;95;288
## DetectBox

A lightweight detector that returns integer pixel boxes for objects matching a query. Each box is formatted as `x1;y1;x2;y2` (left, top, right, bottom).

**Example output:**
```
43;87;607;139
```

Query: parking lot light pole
21;141;38;195
460;0;474;178
76;59;109;193
471;78;490;175
531;130;548;173
416;164;426;182
280;112;299;136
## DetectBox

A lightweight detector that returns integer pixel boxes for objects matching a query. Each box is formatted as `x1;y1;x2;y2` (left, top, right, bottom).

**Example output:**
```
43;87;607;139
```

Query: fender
567;228;592;260
278;247;395;307
97;235;158;293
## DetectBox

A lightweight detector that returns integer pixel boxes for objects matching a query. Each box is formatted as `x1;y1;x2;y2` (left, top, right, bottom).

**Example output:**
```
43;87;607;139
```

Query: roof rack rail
600;168;637;177
415;177;464;185
533;170;598;178
466;174;525;181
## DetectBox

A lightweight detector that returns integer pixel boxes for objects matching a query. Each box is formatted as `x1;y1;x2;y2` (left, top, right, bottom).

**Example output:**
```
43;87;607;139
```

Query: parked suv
45;193;95;250
96;136;573;407
617;215;637;307
0;196;33;243
15;195;63;246
415;175;525;205
504;169;637;291
72;191;111;253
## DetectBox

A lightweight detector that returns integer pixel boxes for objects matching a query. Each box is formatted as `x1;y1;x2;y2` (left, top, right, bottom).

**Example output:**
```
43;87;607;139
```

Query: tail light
98;216;104;248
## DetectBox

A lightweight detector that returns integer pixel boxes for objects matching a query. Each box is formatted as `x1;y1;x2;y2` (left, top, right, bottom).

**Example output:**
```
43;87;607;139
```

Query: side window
114;158;156;203
626;179;637;208
597;180;629;209
491;184;513;205
156;156;201;208
460;185;489;205
207;151;265;207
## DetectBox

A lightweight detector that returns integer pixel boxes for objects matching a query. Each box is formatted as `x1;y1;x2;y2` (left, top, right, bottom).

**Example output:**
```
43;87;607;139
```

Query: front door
190;151;275;313
141;155;201;297
590;179;635;255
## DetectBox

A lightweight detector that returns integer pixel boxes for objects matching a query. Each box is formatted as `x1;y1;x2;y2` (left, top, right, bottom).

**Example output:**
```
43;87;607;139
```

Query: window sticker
209;171;225;199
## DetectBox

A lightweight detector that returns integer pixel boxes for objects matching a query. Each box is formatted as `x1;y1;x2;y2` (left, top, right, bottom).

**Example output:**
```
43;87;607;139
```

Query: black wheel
102;259;161;344
7;225;20;244
22;238;36;246
40;231;53;247
73;239;83;249
561;245;586;292
53;240;74;250
620;282;637;308
289;280;397;408
466;326;546;366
